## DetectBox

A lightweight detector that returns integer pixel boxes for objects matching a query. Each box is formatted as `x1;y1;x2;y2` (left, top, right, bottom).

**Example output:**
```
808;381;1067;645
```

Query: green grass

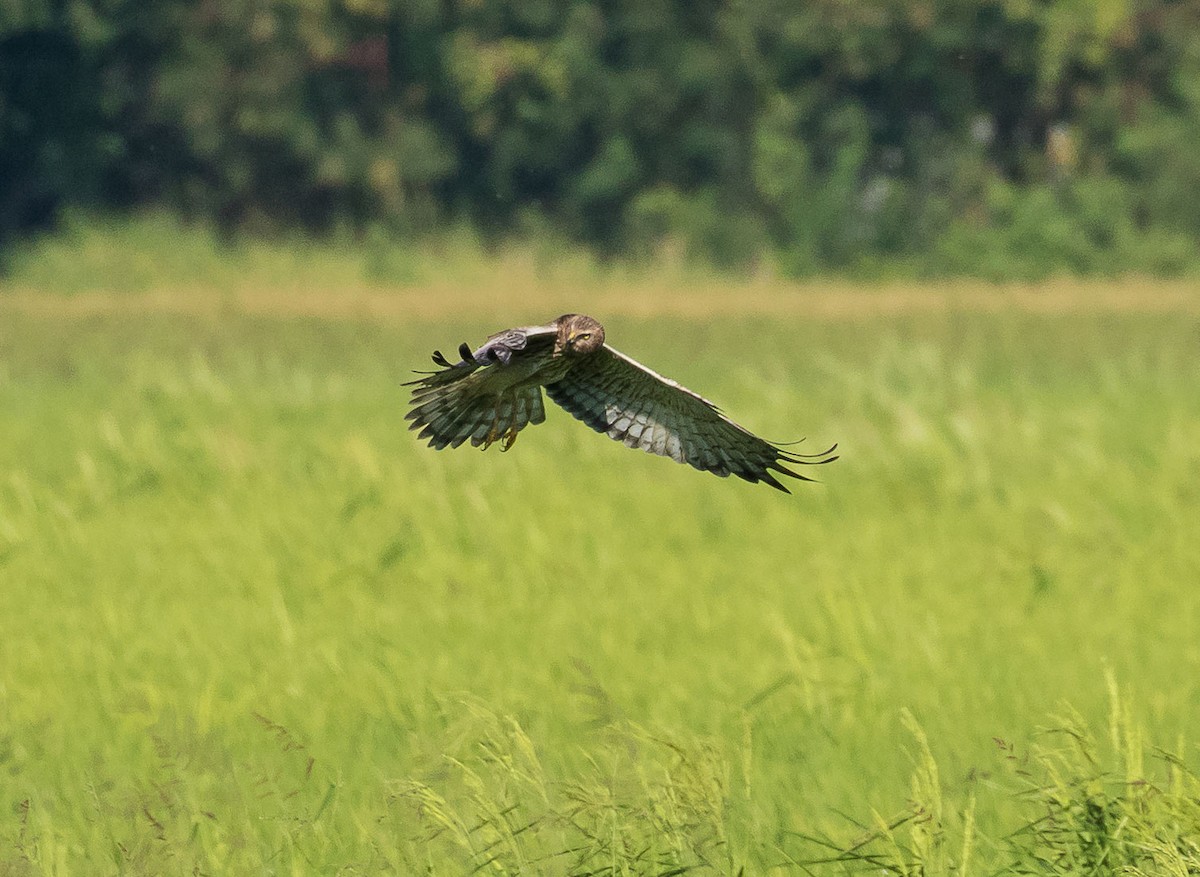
0;212;715;296
1;297;1199;874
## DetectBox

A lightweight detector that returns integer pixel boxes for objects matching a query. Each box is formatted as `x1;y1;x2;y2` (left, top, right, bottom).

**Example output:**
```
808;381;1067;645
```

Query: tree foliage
2;0;1199;275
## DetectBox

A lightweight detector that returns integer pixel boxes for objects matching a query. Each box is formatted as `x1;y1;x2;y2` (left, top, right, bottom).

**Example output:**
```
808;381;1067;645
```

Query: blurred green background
4;0;1200;278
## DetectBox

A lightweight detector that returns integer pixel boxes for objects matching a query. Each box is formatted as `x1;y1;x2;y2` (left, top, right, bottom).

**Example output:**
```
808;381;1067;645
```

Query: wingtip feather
760;472;793;493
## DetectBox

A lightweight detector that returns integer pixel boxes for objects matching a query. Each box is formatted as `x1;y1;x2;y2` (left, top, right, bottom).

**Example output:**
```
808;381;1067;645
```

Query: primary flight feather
405;314;837;492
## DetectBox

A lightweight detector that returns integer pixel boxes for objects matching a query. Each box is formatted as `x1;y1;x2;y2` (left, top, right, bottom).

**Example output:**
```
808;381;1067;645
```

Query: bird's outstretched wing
544;345;837;492
405;325;559;450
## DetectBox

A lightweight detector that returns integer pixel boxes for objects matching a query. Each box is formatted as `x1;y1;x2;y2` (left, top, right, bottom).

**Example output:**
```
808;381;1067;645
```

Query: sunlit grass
5;214;1197;323
0;211;685;296
0;298;1198;874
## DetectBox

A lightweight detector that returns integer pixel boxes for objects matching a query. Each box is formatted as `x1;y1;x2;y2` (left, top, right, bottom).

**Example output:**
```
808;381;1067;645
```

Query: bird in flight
406;314;836;492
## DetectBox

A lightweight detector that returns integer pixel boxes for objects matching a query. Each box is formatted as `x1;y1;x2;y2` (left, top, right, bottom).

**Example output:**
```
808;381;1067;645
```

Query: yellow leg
481;395;520;451
482;403;504;450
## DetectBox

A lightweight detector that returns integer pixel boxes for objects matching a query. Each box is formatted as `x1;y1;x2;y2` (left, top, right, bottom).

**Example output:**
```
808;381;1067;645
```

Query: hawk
406;314;837;492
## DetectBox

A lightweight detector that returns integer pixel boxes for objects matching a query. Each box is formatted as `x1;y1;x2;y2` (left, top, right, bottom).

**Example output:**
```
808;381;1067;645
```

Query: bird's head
554;314;605;357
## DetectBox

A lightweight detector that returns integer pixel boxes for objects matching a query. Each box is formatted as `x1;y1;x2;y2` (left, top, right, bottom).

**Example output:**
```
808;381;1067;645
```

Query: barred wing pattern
544;346;836;492
408;382;547;450
405;327;559;451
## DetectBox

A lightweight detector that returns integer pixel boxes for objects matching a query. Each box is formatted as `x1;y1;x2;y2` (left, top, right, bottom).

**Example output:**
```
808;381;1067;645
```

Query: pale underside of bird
405;314;837;492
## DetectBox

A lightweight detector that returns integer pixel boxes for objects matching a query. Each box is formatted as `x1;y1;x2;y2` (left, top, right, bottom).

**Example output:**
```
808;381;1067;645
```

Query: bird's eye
577;332;591;341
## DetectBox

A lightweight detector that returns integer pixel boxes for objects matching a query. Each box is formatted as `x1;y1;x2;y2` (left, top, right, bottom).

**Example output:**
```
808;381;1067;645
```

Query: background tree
2;0;1198;276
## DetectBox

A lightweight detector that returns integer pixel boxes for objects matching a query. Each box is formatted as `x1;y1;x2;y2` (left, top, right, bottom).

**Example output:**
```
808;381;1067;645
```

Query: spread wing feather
544;345;836;492
405;326;556;450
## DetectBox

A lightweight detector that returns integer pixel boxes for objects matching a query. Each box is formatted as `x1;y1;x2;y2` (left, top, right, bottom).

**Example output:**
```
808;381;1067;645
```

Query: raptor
406;314;837;492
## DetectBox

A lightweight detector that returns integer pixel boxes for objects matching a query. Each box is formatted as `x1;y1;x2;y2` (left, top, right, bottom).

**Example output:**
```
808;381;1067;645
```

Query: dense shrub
2;0;1199;277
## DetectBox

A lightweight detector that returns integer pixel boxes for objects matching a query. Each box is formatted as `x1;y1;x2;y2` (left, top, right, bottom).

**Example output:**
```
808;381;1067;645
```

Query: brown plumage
405;314;837;492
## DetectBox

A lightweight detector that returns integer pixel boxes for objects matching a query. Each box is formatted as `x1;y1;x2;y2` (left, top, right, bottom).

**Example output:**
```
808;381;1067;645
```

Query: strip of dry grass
3;275;1197;323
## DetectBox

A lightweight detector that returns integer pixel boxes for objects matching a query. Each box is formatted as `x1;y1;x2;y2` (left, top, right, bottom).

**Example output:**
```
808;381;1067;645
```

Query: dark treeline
3;0;1199;277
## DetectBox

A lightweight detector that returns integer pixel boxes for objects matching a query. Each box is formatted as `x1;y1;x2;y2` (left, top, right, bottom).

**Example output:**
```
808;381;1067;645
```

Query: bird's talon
482;419;502;450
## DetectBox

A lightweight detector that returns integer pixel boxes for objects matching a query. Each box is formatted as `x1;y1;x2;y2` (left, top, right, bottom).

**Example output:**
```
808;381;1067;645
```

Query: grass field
2;259;1200;873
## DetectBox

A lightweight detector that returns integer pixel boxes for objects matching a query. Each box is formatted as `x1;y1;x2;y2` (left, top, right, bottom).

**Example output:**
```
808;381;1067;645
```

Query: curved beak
554;330;576;357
